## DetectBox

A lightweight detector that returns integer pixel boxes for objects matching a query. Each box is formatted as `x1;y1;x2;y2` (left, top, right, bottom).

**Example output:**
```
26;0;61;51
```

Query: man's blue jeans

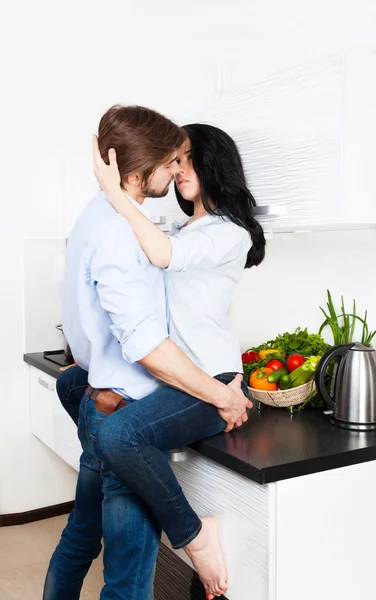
43;367;162;600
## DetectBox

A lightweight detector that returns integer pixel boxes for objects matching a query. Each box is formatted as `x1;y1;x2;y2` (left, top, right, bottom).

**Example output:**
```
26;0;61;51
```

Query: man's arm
140;338;230;409
140;339;252;432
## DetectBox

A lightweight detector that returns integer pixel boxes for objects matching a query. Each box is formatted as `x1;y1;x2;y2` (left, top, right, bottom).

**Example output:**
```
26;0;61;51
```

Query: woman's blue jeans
93;372;248;549
54;365;248;550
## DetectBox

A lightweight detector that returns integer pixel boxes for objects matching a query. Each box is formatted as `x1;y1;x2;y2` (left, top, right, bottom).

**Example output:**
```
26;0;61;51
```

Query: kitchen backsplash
23;239;66;353
229;226;376;351
23;227;376;355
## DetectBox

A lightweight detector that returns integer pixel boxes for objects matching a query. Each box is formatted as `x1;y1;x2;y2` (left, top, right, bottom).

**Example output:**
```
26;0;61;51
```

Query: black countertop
25;352;68;379
25;352;376;485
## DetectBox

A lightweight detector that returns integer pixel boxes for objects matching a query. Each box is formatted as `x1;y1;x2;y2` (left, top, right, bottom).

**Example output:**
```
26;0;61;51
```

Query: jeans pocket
86;399;108;442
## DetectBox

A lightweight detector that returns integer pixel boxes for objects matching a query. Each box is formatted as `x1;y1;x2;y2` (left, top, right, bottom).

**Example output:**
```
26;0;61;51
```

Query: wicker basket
247;380;315;408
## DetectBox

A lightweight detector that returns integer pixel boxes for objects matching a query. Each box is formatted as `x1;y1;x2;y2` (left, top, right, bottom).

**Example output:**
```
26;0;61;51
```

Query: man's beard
141;180;171;199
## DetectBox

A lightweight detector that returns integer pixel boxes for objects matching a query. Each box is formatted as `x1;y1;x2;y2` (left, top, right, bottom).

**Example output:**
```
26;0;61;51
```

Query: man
43;105;249;599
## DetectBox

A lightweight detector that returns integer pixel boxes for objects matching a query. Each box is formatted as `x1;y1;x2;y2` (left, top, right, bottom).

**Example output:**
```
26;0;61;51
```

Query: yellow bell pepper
259;349;281;360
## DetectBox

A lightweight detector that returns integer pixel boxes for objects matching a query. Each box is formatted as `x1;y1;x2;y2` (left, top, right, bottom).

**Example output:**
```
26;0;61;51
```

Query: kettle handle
315;343;355;409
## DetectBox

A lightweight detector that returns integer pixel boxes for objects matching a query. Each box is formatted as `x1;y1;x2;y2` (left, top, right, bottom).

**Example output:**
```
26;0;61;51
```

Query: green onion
319;290;376;346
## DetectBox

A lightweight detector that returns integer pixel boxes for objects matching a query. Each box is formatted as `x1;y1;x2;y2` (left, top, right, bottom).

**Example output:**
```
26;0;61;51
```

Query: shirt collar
123;192;151;220
101;189;151;221
172;216;191;230
172;213;227;231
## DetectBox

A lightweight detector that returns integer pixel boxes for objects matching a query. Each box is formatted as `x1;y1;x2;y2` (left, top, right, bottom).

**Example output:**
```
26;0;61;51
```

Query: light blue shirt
165;214;251;376
63;190;168;399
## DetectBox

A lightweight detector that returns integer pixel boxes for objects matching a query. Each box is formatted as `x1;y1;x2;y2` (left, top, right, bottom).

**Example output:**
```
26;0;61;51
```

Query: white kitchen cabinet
166;449;270;600
169;51;376;231
164;449;376;600
30;370;56;449
29;366;81;471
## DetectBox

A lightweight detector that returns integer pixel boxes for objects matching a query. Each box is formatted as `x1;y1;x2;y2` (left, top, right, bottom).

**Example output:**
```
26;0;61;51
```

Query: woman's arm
93;135;172;268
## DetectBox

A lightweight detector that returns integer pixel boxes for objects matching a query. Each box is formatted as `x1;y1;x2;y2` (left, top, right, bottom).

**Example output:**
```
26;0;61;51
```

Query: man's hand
218;374;253;433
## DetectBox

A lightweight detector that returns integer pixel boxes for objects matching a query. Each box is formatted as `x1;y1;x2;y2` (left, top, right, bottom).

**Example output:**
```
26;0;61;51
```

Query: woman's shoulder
170;214;251;249
208;215;251;240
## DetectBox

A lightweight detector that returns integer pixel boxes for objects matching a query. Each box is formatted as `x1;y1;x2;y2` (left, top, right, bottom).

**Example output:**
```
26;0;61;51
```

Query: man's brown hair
98;105;185;186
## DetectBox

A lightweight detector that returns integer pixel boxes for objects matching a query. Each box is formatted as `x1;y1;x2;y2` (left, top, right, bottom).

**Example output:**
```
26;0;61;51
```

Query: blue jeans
44;367;162;600
94;372;248;549
56;367;87;426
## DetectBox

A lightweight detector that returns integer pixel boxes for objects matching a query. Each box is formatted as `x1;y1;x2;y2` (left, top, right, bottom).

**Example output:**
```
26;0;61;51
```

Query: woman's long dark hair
175;123;266;268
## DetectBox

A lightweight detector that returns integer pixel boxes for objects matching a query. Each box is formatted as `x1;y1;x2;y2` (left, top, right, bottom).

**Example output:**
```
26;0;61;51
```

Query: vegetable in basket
241;351;259;364
249;368;278;391
266;359;284;371
289;356;321;388
247;328;330;357
267;368;289;384
286;354;305;372
279;374;292;390
259;349;281;360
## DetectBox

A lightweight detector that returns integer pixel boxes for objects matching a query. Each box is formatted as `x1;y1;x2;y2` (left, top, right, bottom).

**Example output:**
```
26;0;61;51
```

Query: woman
68;124;265;598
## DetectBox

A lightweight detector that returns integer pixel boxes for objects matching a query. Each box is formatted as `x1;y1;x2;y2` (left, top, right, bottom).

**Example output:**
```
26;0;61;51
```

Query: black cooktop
43;350;74;368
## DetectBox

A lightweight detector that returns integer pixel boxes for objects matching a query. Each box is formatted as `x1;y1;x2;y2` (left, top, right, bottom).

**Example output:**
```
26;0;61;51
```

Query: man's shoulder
73;191;136;246
94;213;137;249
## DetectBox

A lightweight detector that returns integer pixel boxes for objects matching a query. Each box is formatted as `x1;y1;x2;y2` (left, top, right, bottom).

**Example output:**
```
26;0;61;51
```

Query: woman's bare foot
184;517;227;598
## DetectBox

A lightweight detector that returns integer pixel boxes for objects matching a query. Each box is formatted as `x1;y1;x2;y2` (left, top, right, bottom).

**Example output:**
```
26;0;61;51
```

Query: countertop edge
24;353;64;379
260;447;376;484
189;441;263;484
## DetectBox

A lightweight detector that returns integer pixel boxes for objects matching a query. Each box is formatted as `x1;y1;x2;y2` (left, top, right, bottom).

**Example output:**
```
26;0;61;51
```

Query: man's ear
127;172;142;187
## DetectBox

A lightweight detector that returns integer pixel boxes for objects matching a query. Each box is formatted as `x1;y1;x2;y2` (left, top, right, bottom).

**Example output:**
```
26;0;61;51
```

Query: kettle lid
350;342;375;352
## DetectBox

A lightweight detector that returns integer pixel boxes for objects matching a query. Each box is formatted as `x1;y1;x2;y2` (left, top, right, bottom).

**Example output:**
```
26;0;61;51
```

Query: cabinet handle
38;376;55;391
169;448;189;462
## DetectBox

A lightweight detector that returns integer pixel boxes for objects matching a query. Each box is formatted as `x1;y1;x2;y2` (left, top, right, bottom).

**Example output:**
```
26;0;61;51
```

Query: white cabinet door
29;366;81;471
167;449;271;600
274;461;376;600
51;392;81;472
172;51;376;229
30;369;56;449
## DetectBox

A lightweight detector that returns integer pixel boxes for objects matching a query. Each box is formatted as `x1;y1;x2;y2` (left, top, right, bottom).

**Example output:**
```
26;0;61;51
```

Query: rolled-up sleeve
166;222;251;272
90;218;168;363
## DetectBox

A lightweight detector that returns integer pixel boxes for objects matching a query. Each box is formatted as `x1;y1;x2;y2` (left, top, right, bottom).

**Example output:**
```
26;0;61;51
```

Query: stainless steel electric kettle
315;342;376;431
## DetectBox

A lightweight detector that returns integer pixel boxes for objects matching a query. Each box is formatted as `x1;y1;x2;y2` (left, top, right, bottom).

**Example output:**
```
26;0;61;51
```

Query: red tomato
266;359;284;371
242;351;259;364
286;354;306;372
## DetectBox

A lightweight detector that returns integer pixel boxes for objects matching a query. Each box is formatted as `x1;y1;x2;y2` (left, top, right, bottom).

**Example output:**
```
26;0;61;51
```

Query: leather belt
85;385;128;416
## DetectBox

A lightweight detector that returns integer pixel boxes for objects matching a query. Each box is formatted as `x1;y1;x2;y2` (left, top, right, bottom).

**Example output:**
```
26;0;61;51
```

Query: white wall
230;227;376;352
23;239;66;353
1;0;376;513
